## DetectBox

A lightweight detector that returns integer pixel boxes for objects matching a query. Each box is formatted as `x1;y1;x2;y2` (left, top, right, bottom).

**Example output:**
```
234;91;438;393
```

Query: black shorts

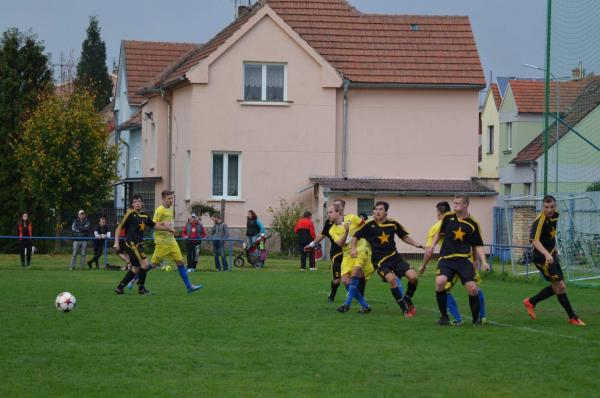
331;252;342;279
376;254;412;280
124;241;147;268
533;254;563;282
437;257;476;284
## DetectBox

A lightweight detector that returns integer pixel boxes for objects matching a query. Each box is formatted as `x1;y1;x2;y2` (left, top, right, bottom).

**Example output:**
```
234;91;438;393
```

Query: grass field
1;254;600;397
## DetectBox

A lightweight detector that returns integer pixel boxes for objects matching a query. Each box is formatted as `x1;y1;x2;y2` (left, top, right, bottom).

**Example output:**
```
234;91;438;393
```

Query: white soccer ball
55;292;76;312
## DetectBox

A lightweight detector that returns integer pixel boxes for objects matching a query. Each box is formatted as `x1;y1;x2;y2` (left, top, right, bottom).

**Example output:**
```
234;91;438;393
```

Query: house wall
479;90;500;178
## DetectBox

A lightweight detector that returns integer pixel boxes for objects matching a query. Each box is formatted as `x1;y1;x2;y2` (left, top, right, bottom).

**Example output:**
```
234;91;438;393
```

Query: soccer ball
55;292;76;312
164;265;173;272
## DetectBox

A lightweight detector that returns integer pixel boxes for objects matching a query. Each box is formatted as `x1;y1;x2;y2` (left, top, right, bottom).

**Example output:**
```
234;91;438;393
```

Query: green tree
586;181;600;192
15;90;118;248
76;16;112;110
0;28;53;241
267;199;306;255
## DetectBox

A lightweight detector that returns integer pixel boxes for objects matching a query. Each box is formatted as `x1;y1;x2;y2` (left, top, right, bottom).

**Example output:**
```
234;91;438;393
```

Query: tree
0;28;53;241
586;181;600;192
267;199;307;255
76;16;112;110
15;90;118;248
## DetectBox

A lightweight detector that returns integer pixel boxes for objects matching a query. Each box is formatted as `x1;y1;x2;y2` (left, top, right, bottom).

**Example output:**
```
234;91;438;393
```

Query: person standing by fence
88;216;111;269
17;212;33;268
211;212;229;271
182;213;206;272
69;210;91;270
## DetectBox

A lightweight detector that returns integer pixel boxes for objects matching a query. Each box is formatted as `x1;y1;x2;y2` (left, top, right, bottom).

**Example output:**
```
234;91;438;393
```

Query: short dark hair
358;212;368;220
543;195;556;203
303;211;312;218
161;189;174;198
374;201;389;211
436;201;451;214
131;194;143;203
99;216;106;220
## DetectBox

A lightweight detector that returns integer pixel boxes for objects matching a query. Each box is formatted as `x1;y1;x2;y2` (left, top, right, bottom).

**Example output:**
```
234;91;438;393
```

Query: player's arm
114;210;132;250
471;220;489;270
424;231;441;259
532;239;554;264
350;237;358;258
401;236;424;249
530;216;554;264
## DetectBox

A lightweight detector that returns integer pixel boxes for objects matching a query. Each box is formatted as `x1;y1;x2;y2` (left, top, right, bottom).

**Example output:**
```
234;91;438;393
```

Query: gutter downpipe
342;79;349;178
161;89;173;191
529;161;538;197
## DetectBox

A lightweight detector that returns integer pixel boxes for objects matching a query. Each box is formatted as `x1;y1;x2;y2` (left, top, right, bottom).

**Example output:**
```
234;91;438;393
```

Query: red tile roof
148;0;485;90
509;79;588;114
310;177;496;194
490;83;501;109
511;76;600;163
118;108;142;131
122;40;198;105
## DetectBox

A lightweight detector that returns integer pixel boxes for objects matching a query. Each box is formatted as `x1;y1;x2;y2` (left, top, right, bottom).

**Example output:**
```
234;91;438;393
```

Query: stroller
234;234;268;268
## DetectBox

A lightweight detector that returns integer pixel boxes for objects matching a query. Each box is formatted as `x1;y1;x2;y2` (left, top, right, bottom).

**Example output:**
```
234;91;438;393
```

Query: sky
0;0;548;85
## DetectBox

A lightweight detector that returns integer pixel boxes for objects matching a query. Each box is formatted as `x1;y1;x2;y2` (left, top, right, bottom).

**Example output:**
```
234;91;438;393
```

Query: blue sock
447;292;462;321
395;277;405;296
478;290;486;318
350;277;369;308
177;265;193;289
343;278;356;306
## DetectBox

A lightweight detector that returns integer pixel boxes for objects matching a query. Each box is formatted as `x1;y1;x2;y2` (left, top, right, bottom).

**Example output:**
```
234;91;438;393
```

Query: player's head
161;190;174;208
332;198;345;210
327;203;343;222
247;210;257;220
436;201;451;218
99;216;106;226
303;211;312;218
542;195;557;216
373;201;389;221
453;194;469;213
131;194;144;210
359;212;369;221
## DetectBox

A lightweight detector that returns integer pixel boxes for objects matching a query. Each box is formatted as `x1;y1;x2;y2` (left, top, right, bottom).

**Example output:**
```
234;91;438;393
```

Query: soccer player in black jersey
426;194;489;325
523;195;585;326
352;201;424;316
113;194;174;295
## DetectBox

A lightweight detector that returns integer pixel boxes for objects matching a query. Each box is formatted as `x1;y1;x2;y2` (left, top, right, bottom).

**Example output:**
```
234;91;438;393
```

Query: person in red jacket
17;212;33;268
182;213;206;272
294;211;317;271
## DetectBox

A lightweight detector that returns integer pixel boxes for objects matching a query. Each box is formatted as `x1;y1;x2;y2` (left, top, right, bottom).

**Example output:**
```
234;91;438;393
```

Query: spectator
17;212;33;268
211;212;229;271
69;209;91;270
294;211;317;271
88;216;111;269
246;210;266;268
182;213;206;272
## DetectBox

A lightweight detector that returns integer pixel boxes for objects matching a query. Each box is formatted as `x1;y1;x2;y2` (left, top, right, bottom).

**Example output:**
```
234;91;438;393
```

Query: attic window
410;24;419;31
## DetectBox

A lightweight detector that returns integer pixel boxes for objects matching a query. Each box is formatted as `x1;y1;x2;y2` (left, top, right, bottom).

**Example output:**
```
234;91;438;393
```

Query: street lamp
523;64;571;193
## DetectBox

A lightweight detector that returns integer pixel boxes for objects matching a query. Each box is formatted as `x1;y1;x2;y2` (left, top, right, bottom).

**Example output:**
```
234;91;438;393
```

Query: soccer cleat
186;268;195;273
437;317;451;326
309;267;318;271
568;318;586;327
300;268;306;272
450;319;463;326
403;310;414;318
358;306;372;314
114;287;124;295
480;317;488;325
404;296;416;317
187;284;203;293
327;294;335;303
336;304;350;313
138;287;151;295
523;298;536;320
472;319;484;326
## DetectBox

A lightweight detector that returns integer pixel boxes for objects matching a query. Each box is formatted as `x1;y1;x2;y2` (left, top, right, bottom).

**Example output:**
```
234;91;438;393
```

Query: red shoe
404;297;416;317
523;298;536;320
404;310;414;318
568;318;586;327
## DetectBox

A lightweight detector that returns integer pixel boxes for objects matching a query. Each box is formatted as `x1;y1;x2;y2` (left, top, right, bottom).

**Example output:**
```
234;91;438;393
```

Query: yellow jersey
426;220;443;248
153;205;176;245
328;214;370;256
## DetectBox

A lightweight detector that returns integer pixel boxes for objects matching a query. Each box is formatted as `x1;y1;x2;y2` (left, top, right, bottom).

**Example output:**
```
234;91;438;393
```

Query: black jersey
530;212;559;255
439;212;483;259
117;209;155;244
354;218;409;263
321;219;342;257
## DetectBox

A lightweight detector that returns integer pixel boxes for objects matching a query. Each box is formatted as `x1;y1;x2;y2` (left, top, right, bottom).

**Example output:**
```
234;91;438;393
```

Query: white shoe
309;268;318;271
186;268;195;273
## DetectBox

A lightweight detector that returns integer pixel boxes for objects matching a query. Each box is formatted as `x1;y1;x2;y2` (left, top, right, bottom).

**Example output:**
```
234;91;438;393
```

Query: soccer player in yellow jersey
151;190;202;293
327;203;373;313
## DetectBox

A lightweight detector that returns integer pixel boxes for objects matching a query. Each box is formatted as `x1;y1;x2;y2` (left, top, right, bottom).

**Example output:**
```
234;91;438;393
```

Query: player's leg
435;262;452;324
524;262;556;319
445;275;462;324
464;281;480;324
402;267;419;316
328;255;342;302
115;243;140;294
171;243;203;293
383;269;408;314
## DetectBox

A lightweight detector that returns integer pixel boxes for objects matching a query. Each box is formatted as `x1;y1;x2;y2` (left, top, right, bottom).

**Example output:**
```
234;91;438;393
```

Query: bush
267;199;307;256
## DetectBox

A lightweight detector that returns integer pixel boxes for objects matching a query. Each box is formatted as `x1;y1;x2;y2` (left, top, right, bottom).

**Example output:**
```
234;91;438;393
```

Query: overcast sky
1;0;548;84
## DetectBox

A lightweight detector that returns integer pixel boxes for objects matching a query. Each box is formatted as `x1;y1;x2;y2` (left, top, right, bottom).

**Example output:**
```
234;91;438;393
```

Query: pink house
135;0;496;251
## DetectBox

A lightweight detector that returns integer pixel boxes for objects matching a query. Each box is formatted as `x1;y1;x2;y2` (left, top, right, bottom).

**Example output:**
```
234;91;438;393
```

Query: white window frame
507;122;513;151
211;152;242;200
243;62;288;102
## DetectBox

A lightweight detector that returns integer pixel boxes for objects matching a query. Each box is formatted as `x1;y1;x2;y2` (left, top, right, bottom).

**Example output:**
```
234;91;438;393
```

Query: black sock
406;280;418;299
391;287;407;311
358;277;366;297
530;286;555;305
469;294;480;323
557;293;577;319
117;270;136;289
330;281;339;298
436;290;448;318
138;268;148;288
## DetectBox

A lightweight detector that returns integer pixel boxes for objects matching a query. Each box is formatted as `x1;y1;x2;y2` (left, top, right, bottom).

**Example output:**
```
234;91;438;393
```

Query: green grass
1;254;600;397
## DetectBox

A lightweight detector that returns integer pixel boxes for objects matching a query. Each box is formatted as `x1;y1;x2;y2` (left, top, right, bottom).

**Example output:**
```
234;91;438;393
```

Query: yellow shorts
151;241;184;264
341;251;375;280
445;268;481;290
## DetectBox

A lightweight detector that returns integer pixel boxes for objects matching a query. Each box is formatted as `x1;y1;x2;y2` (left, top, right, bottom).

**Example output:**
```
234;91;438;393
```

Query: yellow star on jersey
550;227;557;239
139;222;146;232
453;227;466;241
378;231;390;245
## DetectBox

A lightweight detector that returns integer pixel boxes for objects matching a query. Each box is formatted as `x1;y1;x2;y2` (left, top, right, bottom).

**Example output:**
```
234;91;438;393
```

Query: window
487;126;494;154
212;152;241;199
524;183;531;197
504;184;512;198
244;63;286;102
357;198;375;217
507;122;513;151
185;150;191;200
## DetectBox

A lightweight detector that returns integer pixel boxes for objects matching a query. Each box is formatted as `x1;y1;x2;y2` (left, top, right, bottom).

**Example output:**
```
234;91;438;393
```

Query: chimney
237;5;251;18
572;62;585;80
